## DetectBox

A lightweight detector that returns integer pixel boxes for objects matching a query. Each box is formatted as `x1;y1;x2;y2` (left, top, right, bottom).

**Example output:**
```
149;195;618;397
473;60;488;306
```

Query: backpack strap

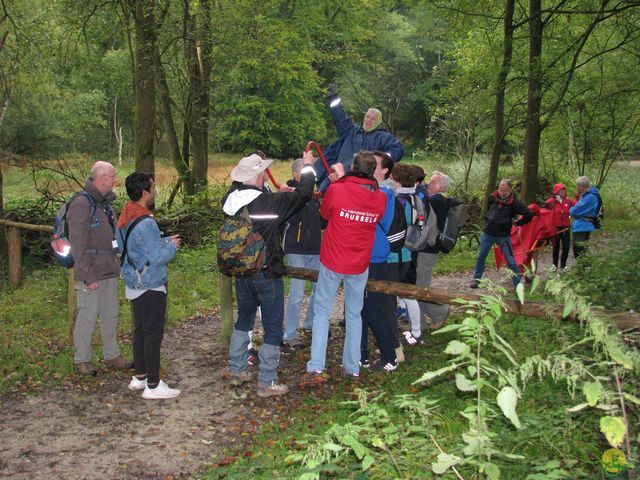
120;215;152;270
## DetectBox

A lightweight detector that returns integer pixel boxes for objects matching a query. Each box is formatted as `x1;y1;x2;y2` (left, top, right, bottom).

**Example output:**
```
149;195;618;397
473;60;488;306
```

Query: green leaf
361;455;374;471
483;462;501;480
413;363;461;384
530;275;540;294
583;381;602;407
567;402;590;413
497;386;522;429
609;347;634;370
516;283;525;304
624;393;640;405
432;323;462;334
432;452;462;474
600;416;626;447
341;433;366;459
455;373;477;392
322;442;343;452
445;340;470;356
562;300;574;318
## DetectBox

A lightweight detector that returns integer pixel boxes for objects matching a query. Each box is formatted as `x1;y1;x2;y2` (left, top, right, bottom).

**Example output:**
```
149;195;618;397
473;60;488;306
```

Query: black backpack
437;198;468;254
589;192;604;229
379;196;407;253
51;190;114;268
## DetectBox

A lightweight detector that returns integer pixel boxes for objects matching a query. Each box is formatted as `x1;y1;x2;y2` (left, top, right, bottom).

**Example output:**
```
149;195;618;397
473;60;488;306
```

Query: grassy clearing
0;244;219;393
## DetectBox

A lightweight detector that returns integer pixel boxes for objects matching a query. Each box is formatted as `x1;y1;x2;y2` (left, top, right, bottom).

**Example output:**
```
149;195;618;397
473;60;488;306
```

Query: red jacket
544;183;576;228
319;174;386;275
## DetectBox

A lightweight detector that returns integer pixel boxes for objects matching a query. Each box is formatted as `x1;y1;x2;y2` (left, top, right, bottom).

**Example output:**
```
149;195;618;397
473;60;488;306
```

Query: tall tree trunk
184;0;212;193
155;47;192;193
133;0;157;174
481;0;515;217
522;0;543;204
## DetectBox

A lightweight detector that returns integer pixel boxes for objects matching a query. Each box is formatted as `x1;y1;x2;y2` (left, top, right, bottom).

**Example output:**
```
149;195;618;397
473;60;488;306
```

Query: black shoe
469;280;480;289
370;361;398;373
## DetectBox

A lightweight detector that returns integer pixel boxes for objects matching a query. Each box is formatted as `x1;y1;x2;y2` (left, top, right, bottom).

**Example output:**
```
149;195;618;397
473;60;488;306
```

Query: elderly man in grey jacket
67;161;131;376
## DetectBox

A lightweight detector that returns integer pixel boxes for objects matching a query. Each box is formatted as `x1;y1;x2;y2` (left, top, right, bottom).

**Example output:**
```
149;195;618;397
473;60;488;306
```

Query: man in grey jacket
67;161;131;376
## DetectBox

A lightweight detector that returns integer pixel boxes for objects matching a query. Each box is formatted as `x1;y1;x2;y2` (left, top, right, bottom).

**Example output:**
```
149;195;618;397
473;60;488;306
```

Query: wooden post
220;273;233;343
67;268;76;347
7;226;21;287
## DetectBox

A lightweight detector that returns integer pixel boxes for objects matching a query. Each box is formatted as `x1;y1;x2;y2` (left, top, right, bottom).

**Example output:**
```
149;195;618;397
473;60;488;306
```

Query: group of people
223;84;456;397
224;148;455;397
470;176;602;289
65;84;603;403
67;161;181;400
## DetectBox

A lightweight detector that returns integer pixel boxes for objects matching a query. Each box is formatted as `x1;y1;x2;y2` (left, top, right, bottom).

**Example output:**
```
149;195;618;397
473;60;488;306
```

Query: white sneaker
128;376;147;391
141;380;181;400
550;265;557;273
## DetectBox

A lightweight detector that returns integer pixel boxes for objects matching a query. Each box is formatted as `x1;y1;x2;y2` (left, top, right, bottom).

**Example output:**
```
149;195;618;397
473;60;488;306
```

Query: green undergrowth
204;315;620;480
0;244;220;393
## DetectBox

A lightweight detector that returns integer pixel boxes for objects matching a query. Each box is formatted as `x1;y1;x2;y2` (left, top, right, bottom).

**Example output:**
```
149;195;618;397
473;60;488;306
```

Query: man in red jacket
301;151;387;386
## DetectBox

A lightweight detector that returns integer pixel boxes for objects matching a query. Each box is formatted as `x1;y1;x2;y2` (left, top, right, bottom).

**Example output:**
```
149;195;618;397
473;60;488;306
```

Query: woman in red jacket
545;183;576;272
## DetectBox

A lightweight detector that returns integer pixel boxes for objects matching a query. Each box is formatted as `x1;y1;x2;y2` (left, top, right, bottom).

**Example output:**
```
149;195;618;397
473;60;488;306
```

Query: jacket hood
491;190;515;205
338;172;379;189
552;183;566;195
222;187;263;215
84;178;116;203
586;186;600;195
117;201;153;228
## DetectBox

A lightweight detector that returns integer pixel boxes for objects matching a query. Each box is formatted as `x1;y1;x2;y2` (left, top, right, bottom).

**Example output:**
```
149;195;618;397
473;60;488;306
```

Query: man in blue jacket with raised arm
315;84;404;190
570;176;601;259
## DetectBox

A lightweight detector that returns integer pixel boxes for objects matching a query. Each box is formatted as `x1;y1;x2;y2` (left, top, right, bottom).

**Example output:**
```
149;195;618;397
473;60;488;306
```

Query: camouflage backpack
216;206;266;277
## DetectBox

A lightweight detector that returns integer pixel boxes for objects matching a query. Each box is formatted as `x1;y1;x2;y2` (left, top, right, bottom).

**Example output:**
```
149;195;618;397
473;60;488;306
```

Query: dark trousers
361;262;397;364
234;272;284;346
132;290;168;386
386;262;410;349
552;227;571;268
573;231;591;259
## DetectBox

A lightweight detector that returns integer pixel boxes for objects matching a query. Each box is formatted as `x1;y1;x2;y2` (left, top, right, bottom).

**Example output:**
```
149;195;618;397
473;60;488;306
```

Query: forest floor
0;248;562;480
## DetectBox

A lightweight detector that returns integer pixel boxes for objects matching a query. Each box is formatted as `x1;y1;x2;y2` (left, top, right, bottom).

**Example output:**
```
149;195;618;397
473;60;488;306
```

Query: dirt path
0;246;563;480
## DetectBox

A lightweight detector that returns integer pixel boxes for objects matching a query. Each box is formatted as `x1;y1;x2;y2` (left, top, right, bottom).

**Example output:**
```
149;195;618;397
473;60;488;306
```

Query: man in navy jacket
315;84;404;190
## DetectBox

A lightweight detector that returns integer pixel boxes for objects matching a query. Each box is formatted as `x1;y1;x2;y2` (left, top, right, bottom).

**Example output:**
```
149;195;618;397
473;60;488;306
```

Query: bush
568;229;640;311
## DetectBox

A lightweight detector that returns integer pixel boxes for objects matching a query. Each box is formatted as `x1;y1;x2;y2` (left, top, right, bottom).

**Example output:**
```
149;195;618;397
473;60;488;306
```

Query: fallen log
286;266;640;331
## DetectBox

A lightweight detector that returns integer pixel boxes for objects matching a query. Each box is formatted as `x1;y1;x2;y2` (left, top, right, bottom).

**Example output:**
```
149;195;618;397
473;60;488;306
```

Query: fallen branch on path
286;267;640;331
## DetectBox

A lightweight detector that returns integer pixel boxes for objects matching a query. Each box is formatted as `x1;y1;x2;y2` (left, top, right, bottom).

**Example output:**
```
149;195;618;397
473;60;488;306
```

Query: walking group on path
63;84;603;402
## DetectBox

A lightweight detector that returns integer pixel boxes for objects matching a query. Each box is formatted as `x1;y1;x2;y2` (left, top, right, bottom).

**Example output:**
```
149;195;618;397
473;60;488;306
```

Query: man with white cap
222;151;316;397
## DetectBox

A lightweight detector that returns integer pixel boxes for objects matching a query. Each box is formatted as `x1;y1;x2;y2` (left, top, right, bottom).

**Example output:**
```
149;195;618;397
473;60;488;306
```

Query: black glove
328;83;338;96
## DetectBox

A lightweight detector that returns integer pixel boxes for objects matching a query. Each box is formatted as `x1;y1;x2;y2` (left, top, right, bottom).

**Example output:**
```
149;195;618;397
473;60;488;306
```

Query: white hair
576;176;590;187
432;171;451;191
291;158;304;175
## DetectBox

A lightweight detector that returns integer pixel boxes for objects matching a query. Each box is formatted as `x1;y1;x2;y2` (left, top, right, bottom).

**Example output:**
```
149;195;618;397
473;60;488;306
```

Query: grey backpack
403;194;438;252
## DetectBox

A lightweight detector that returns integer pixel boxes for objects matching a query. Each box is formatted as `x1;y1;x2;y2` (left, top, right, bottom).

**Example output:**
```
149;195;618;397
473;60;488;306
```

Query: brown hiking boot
230;370;255;387
105;356;134;370
74;362;97;376
257;381;289;398
299;371;325;389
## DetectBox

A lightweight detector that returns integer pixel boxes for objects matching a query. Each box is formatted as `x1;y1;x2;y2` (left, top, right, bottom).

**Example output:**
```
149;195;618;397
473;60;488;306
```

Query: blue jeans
284;253;319;341
229;272;284;385
473;232;521;286
307;263;368;376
